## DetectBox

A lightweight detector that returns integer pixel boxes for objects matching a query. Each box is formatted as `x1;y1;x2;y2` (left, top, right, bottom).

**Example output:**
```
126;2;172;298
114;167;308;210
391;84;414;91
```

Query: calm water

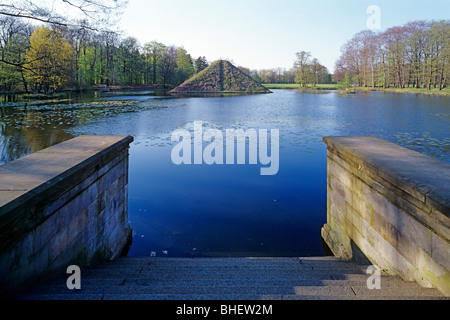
1;90;449;257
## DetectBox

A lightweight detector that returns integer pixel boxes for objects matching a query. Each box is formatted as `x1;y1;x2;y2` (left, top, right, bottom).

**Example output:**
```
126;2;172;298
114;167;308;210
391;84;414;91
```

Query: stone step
31;281;419;300
27;284;443;297
29;271;419;289
26;285;297;295
261;295;449;301
88;258;370;274
82;266;369;277
17;256;447;300
20;293;262;301
20;293;449;301
28;276;421;296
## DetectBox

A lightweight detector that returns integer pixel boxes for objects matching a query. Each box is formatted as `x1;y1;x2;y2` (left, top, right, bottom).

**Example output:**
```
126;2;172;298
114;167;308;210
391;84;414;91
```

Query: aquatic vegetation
394;132;450;160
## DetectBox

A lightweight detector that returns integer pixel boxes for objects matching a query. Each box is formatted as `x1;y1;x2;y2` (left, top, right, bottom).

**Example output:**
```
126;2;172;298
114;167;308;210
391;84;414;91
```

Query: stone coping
0;135;133;241
323;136;450;218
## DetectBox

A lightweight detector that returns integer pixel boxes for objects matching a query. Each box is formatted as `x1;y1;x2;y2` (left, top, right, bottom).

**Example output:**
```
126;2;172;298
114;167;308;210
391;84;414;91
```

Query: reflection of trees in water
0;97;141;164
0;106;74;164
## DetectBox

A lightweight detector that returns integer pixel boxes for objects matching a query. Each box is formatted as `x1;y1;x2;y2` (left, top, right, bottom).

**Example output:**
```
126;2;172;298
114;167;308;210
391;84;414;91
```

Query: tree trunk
153;58;157;84
20;69;28;93
439;60;445;90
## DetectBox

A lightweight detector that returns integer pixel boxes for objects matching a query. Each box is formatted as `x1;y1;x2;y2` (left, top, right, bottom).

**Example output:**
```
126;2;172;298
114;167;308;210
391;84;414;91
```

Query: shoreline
263;84;450;96
354;86;450;96
0;84;168;96
2;84;449;99
0;84;169;102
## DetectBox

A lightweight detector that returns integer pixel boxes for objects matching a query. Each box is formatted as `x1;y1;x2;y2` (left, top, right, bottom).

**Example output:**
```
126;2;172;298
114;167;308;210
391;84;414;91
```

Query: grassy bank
263;83;337;90
263;83;450;96
354;86;450;96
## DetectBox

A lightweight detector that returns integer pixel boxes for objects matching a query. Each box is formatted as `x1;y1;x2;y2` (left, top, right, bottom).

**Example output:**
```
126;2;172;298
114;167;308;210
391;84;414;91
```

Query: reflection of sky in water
69;90;450;162
1;90;449;257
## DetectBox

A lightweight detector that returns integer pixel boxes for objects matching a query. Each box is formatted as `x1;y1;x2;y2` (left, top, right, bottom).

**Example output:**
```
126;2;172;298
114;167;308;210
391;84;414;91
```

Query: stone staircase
17;256;447;300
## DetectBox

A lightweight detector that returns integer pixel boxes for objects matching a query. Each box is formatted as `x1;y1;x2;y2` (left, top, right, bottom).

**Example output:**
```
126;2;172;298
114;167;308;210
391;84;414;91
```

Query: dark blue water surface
1;90;449;257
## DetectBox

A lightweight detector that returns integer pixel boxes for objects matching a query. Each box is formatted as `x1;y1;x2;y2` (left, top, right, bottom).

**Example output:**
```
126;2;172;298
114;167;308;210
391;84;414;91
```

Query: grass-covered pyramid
169;60;271;95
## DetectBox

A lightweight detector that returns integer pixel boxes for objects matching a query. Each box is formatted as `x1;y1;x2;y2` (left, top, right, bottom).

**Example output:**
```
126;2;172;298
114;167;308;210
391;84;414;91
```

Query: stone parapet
0;135;133;293
322;136;450;296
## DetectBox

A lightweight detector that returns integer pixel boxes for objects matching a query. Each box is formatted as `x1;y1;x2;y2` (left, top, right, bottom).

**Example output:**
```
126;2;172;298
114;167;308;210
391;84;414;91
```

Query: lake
1;89;449;257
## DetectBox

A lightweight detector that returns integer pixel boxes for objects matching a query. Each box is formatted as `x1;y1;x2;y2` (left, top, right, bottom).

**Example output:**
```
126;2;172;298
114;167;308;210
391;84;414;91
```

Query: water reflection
0;97;145;164
1;89;449;257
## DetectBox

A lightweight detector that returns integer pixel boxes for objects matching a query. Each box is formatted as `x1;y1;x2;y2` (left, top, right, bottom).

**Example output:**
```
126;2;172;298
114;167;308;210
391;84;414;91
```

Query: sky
118;0;450;72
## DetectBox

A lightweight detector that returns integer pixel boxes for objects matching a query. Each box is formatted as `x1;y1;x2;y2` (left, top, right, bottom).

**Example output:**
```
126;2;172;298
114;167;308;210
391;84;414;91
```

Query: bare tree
404;21;428;88
0;15;33;90
0;0;127;31
335;20;449;90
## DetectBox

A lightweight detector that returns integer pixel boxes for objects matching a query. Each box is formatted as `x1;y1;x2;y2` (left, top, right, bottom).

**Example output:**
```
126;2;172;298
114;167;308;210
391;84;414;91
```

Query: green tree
117;37;144;85
344;71;351;87
25;26;73;93
337;72;351;89
194;56;208;74
294;51;311;87
159;46;177;89
0;16;32;91
78;44;96;86
174;47;194;85
0;34;28;91
143;41;165;84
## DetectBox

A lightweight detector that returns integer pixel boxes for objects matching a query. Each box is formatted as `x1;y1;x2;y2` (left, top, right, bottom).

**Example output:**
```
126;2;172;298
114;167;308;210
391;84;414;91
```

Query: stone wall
322;136;450;296
0;135;134;293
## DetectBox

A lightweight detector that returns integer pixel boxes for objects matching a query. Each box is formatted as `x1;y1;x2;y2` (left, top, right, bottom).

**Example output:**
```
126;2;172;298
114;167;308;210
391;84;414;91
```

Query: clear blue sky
119;0;450;72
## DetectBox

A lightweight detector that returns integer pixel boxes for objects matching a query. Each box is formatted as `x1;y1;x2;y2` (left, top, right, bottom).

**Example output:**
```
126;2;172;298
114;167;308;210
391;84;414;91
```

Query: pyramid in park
169;60;271;95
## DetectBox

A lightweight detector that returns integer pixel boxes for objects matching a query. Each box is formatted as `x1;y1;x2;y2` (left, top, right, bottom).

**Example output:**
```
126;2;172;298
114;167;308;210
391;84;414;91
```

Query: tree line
0;0;333;95
246;53;332;86
1;1;447;93
0;16;210;93
334;20;450;90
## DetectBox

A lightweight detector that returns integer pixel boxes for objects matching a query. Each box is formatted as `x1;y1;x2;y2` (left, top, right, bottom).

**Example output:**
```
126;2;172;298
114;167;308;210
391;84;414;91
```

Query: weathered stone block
329;188;346;218
323;136;450;296
0;135;133;292
330;174;353;208
329;158;354;190
49;207;90;262
432;233;450;272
